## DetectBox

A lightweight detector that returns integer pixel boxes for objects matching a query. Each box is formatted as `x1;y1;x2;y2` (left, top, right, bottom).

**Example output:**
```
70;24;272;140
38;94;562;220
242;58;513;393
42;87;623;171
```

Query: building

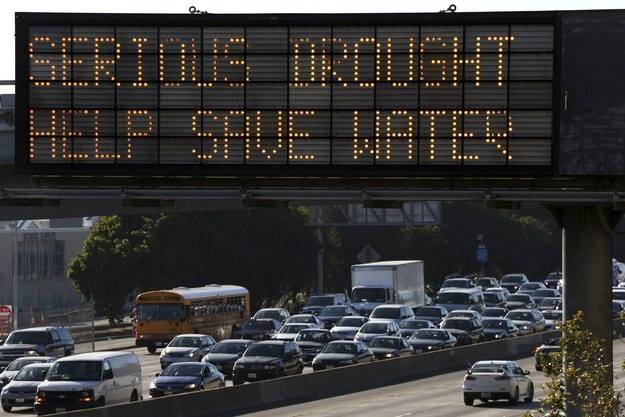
0;218;93;318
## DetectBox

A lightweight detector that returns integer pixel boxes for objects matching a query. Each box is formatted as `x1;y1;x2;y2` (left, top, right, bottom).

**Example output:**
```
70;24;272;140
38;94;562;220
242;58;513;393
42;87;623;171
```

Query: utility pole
314;207;324;294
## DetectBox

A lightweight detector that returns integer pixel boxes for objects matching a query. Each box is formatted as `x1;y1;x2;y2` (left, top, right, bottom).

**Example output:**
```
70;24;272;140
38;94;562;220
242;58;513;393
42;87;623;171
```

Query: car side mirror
154;373;160;377
0;339;4;346
524;370;531;375
103;369;114;380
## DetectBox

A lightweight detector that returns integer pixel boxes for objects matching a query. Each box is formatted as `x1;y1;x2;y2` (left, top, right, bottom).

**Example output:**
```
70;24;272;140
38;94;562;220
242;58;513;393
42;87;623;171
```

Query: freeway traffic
239;339;625;417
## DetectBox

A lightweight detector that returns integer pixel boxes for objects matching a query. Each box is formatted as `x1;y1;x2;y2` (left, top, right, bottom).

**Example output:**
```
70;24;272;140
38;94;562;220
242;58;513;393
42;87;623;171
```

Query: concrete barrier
55;330;558;417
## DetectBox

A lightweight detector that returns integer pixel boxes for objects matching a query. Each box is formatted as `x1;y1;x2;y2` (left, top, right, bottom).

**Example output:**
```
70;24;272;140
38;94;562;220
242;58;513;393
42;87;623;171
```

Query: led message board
16;13;554;176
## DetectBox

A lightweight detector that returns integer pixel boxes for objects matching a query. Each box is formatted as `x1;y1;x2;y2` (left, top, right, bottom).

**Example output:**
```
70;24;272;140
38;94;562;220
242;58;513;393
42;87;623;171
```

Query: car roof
372;335;403;340
373;304;407;309
338;315;368;320
254;340;289;345
11;327;59;333
448;310;478;314
174;334;206;338
508;309;534;313
439;288;482;294
256;308;286;312
290;314;315;317
21;363;53;369
327;340;358;345
443;316;472;322
474;360;514;366
366;319;396;324
13;356;55;362
218;339;254;344
165;361;206;367
483;317;510;321
299;328;329;333
57;351;134;362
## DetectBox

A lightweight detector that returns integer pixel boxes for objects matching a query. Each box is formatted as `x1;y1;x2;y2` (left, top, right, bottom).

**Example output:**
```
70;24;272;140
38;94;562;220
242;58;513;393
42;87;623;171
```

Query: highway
240;339;625;417
2;337;624;417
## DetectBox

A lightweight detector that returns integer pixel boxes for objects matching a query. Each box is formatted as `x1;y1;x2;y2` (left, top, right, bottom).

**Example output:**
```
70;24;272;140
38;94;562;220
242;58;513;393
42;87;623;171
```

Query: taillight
465;375;476;380
495;375;510;381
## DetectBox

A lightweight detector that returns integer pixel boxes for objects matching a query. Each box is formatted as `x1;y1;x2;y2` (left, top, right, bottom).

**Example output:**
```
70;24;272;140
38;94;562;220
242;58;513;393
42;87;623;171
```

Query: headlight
26;350;38;356
188;352;197;358
522;325;529;330
427;345;435;350
263;364;277;370
149;381;156;389
160;350;167;357
495;334;503;339
184;384;197;390
384;353;393;358
354;335;363;341
78;391;94;403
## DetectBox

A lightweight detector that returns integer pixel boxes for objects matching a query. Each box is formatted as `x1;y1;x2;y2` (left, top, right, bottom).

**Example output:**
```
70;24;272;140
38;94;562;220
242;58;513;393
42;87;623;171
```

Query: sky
2;0;624;94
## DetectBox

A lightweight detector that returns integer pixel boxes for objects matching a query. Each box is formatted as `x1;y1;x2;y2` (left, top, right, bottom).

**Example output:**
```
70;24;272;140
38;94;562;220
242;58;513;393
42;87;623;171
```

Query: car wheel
525;383;534;403
97;397;106;408
463;394;474;406
233;377;244;386
147;345;157;354
2;404;12;412
509;387;519;405
130;390;139;402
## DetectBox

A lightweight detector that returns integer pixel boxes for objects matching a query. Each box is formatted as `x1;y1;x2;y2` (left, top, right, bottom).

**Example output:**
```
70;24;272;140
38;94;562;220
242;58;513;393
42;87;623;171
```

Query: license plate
164;391;173;395
248;373;257;379
15;398;24;403
55;408;66;413
481;393;491;399
325;365;333;369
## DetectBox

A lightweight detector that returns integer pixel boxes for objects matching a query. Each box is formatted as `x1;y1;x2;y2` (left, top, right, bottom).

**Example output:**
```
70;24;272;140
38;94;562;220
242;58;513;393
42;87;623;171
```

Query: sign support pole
549;205;622;417
12;226;18;331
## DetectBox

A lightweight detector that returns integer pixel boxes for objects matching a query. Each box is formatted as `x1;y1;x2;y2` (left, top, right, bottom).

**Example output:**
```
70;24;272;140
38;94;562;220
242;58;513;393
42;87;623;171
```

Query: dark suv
0;327;74;371
232;340;303;385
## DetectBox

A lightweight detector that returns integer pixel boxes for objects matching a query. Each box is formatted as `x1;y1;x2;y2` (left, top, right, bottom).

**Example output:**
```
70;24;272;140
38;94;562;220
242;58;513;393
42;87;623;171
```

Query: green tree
67;215;155;322
527;312;623;417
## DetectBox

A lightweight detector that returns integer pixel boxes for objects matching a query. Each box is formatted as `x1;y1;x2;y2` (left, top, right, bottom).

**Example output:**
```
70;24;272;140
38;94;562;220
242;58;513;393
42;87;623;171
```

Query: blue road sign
476;244;488;263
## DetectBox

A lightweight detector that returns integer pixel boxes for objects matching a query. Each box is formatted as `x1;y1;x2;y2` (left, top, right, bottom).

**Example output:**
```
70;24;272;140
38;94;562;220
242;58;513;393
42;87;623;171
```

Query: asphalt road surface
2;338;625;417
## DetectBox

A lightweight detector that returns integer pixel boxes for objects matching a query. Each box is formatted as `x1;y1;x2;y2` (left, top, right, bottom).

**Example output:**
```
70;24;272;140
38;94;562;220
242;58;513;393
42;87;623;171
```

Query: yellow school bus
134;285;250;353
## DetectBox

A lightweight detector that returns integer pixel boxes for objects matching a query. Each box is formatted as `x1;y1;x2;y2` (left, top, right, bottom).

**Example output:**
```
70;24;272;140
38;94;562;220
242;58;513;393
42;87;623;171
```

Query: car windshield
413;330;447;340
482;309;506;317
137;304;186;321
507;311;533;321
448;312;473;319
414;307;444;317
242;320;273;331
288;316;315;324
320;307;347;316
614;291;625;301
322;343;357;354
47;361;102;382
280;325;309;334
305;296;335;307
533;290;554;297
210;342;249;354
543;311;563;320
540;298;559;306
471;364;507;373
336;317;367;327
437;293;470;304
255;310;281;320
520;283;542;291
501;275;524;284
245;344;284;358
161;364;203;377
483;320;508;329
442;279;469;288
6;358;42;372
399;320;429;330
351;288;386;303
507;295;530;302
169;337;202;348
371;307;401;320
442;319;472;330
296;331;329;343
477;278;494;287
5;331;47;345
360;322;388;333
370;338;400;349
14;366;49;382
546;272;561;280
483;293;500;303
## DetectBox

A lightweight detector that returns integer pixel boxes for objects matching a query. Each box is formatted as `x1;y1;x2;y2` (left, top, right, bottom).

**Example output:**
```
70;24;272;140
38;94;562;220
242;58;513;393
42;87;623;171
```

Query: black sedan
312;341;374;371
232;341;303;385
440;317;484;345
318;306;357;330
482;318;519;340
412;306;449;326
231;318;281;340
368;336;413;360
149;362;224;398
398;318;437;338
408;329;457;353
201;339;254;377
294;329;334;364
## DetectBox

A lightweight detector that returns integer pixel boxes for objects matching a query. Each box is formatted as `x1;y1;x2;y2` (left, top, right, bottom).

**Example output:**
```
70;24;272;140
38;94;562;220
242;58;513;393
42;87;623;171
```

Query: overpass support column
549;205;621;417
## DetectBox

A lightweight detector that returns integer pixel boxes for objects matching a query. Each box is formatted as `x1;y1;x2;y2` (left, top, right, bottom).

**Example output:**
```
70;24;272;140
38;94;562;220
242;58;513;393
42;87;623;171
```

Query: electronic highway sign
15;11;625;179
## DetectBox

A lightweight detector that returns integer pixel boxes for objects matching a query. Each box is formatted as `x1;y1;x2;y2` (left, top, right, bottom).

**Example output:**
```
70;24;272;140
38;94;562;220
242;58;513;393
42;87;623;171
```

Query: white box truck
350;260;425;316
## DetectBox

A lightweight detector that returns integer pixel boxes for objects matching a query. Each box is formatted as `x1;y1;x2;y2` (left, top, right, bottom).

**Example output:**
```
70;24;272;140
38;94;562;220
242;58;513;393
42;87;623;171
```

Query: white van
34;351;141;414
